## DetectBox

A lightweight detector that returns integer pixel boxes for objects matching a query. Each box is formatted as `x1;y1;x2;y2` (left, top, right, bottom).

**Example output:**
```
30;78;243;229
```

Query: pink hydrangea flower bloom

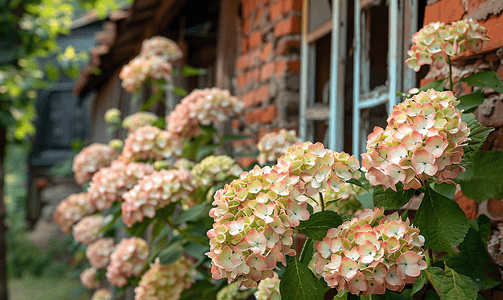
122;112;158;133
140;36;183;62
406;19;489;71
73;143;118;185
54;193;95;234
362;89;469;190
91;289;113;300
257;129;298;165
166;88;243;139
88;160;155;210
121;168;194;226
134;257;195;300
121;126;183;162
86;238;115;269
80;267;101;289
191;155;242;187
254;272;281;300
106;237;149;288
207;142;360;288
314;208;426;295
72;214;105;245
119;54;173;94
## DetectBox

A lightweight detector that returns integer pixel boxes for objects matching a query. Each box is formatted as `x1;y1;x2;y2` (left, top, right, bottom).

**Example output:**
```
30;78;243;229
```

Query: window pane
308;0;331;32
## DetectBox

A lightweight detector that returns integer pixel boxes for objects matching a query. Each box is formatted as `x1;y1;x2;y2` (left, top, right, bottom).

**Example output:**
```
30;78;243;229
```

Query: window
300;0;420;156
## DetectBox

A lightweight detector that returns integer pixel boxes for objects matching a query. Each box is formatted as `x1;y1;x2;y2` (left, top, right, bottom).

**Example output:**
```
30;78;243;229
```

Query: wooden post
0;127;9;300
215;0;239;90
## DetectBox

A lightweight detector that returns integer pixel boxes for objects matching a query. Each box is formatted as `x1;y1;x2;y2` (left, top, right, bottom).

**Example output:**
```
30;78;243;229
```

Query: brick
270;1;283;21
423;1;441;26
243;0;252;17
275;60;300;75
237;74;246;87
245;108;263;124
258;127;270;140
243;90;257;108
261;105;277;123
236;157;256;168
241;38;249;54
276;39;301;56
246;68;260;84
231;119;241;128
453;191;478;220
420;77;435;88
452;81;473;97
274;19;284;37
283;0;302;13
261;62;275;81
261;42;274;62
249;30;262;49
256;85;270;101
243;18;251;35
236;54;249;71
477;13;503;53
250;48;262;67
440;0;464;23
282;16;301;35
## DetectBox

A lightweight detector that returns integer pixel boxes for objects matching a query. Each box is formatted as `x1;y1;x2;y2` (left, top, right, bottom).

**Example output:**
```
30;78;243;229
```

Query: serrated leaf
456;91;485;113
299;238;313;266
460;71;503;93
461;113;493;161
158;241;184;265
420;79;446;92
373;185;415;209
173;203;209;225
280;257;324;300
459;151;503;201
414;185;469;252
347;178;368;191
297;211;342;240
426;265;478;300
430;182;457;199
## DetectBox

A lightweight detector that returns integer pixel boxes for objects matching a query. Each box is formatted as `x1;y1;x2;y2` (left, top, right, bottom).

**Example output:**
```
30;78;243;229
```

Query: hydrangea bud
140;36;183;61
121;168;194;227
86;238;115;269
313;208;426;295
80;267;101;289
121;126;183;162
72;214;105;245
173;158;195;170
406;19;489;71
108;139;124;152
362;89;470;190
91;289;113;300
105;108;121;124
254;272;281;300
107;237;150;288
191;155;242;187
122;112;158;133
257;129;297;165
166;88;243;139
54;193;95;234
134;257;195;300
73;144;118;186
88;160;155;210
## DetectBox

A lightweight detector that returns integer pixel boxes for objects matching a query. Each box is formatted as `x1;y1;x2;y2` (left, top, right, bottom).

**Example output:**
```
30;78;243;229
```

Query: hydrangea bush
57;27;503;300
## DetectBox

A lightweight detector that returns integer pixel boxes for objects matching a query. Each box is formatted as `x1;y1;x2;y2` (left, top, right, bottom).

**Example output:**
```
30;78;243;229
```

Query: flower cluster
73;144;118;185
134;258;195;300
91;289;113;300
122;112;159;133
257;129;297;165
86;238;115;269
105;108;121;124
406;19;489;71
323;183;364;216
119;56;172;93
121;126;183;162
207;142;360;288
121;168;194;226
140;36;183;61
88;160;155;210
107;237;150;288
362;89;470;190
191;155;242;187
314;208;426;295
254;272;281;300
54;193;95;234
80;267;101;289
109;139;124;152
72;215;105;245
166;88;243;139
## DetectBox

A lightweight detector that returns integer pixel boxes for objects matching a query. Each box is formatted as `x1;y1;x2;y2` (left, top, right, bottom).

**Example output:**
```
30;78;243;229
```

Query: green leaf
430;182;457;199
222;135;252;141
99;205;122;233
346;178;368;191
460;113;493;161
456;91;485;113
44;62;60;82
373;185;415;209
196;144;219;161
297;211;342;240
158;241;184;265
173;203;209;225
125;217;153;237
426;265;478;300
151;220;166;241
182;66;207;77
414;185;469;252
460;71;503;93
280;257;324;300
183;242;208;260
356;191;374;209
459;151;503;201
152;117;166;130
420;79;446;92
140;89;163;111
0;109;16;128
424;290;441;300
234;151;260;157
299;238;313;267
333;290;348;299
131;91;142;103
172;87;189;96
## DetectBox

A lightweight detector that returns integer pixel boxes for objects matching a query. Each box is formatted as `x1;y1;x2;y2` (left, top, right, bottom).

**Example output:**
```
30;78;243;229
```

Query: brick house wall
231;0;302;167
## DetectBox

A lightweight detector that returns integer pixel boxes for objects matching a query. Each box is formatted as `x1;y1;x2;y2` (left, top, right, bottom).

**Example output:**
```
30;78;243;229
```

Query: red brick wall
232;0;302;167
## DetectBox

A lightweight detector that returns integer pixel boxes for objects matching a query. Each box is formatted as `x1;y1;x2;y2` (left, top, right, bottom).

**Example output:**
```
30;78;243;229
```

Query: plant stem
319;192;325;211
448;56;453;91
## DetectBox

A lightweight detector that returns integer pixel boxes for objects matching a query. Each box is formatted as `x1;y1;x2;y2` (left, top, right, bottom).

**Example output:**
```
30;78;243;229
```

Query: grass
9;276;89;300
